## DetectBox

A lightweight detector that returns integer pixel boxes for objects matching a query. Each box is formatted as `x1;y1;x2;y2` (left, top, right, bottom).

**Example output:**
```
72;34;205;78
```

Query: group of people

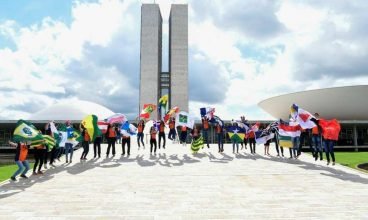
8;113;337;182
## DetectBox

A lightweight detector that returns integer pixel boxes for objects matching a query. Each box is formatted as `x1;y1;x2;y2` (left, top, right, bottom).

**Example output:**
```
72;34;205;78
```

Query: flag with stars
227;126;246;142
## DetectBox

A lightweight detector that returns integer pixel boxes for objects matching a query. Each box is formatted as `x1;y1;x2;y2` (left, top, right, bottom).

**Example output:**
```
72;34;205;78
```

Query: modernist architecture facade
139;3;188;118
258;85;368;149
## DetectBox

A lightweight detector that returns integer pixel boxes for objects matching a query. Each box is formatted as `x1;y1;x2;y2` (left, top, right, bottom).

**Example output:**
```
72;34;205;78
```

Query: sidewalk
1;140;368;219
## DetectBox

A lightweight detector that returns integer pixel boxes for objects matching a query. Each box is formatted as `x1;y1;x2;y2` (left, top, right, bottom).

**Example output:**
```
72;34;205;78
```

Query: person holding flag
106;124;117;157
215;122;224;153
137;120;145;149
80;124;90;161
201;117;210;148
168;117;176;141
65;120;75;163
311;113;323;161
158;120;166;149
150;125;158;154
9;140;30;181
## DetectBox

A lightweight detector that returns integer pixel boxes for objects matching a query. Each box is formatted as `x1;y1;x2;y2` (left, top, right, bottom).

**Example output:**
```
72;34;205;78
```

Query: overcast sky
1;0;367;120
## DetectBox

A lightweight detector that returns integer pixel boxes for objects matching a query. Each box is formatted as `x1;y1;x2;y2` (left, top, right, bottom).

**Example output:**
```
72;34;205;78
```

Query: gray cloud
190;0;286;39
189;49;230;104
292;0;368;81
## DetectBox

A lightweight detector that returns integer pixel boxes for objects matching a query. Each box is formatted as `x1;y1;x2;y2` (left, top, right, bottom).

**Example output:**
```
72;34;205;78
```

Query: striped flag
97;121;110;134
278;121;302;148
104;113;127;124
43;135;56;152
191;136;204;153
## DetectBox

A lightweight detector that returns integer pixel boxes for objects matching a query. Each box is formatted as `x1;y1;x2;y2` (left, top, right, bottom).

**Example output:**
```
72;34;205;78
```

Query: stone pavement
1;140;368;220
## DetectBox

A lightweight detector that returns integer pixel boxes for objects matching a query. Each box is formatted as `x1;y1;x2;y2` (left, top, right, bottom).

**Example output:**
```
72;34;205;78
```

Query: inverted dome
28;100;115;121
258;85;368;120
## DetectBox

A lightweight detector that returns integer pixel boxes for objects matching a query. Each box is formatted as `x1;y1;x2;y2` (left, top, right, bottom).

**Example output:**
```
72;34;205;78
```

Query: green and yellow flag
43;135;56;151
159;94;168;110
13;120;44;142
191;136;204;153
81;115;101;142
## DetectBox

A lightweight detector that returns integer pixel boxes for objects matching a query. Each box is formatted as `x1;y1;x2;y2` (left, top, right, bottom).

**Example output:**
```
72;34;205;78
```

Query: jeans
122;138;131;155
137;132;145;147
81;141;89;159
180;131;187;144
93;137;101;157
65;143;73;162
202;129;209;145
150;139;157;153
312;135;323;159
217;133;223;152
106;138;116;156
168;129;176;140
324;139;335;162
12;160;30;178
57;147;65;159
249;138;256;154
292;136;300;157
232;140;239;153
158;132;166;149
33;149;44;172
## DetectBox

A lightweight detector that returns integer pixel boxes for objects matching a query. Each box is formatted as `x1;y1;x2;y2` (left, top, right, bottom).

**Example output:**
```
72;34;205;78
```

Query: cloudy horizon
1;0;368;121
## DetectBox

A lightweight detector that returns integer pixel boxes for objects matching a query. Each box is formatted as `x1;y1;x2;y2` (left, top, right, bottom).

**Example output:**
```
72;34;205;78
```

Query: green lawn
334;152;368;171
0;163;34;182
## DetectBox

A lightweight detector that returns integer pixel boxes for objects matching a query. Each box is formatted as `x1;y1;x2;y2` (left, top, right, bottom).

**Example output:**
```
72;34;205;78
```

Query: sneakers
327;162;330;165
10;176;16;181
37;171;44;175
20;174;28;179
332;162;335;166
66;160;69;163
32;172;38;175
44;164;48;169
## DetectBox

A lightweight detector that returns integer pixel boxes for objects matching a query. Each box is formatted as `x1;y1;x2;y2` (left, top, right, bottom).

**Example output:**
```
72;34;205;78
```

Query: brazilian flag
191;136;204;153
81;115;101;142
13;120;44;142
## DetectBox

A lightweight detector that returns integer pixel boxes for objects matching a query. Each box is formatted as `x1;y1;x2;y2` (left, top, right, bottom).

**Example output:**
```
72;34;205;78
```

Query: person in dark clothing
150;126;157;154
93;135;102;158
168;118;176;141
158;120;166;149
121;135;131;156
180;126;188;146
137;120;145;149
201;117;210;148
215;123;224;153
106;124;117;157
80;125;90;161
248;129;256;154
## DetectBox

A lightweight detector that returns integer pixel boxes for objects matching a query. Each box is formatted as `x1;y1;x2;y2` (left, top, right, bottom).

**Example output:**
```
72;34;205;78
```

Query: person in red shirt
201;117;210;148
105;124;117;157
158;120;166;149
248;129;256;154
9;140;30;181
215;123;224;153
150;126;157;154
168;118;176;141
137;120;145;149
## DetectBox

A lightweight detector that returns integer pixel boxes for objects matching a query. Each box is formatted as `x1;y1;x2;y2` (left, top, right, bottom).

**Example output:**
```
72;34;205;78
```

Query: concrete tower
139;4;162;117
140;3;188;118
169;4;188;112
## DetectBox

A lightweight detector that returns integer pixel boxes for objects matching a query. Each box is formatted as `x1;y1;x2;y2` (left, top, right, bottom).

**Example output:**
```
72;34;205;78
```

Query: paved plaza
1;140;368;219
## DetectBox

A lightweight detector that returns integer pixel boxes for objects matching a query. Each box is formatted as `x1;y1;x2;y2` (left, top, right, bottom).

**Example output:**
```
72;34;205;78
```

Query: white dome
28;100;115;121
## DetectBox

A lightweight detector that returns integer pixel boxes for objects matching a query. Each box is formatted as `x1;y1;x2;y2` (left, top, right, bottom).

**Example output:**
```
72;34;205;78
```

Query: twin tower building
139;3;188;117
